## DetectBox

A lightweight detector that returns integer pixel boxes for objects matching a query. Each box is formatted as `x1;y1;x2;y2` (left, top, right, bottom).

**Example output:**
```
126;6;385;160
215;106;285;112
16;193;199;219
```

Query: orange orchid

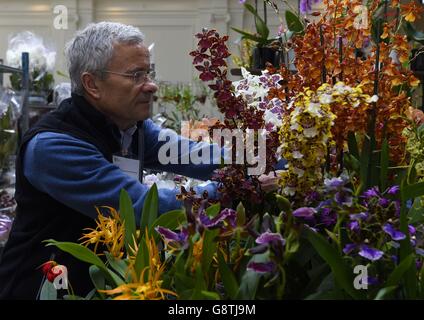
401;2;424;22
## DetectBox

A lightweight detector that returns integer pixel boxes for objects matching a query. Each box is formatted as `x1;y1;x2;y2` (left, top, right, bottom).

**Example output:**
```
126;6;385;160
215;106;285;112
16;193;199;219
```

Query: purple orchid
385;185;400;196
416;248;424;257
323;176;345;191
256;230;286;246
383;223;406;241
358;245;384;261
199;208;237;230
335;191;353;207
366;276;380;286
349;212;368;221
347;220;360;232
319;208;337;227
300;0;321;15
362;186;380;199
292;207;316;220
239;0;247;4
378;198;391;207
343;243;384;261
343;243;357;255
155;226;189;251
247;261;277;274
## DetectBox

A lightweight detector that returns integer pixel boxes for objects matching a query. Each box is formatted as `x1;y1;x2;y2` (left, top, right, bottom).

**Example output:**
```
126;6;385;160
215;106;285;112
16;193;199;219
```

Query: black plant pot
411;49;424;73
252;47;281;70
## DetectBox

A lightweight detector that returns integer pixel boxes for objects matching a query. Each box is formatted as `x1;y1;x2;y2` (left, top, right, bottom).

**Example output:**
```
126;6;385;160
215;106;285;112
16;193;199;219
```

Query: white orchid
233;67;285;130
6;31;56;73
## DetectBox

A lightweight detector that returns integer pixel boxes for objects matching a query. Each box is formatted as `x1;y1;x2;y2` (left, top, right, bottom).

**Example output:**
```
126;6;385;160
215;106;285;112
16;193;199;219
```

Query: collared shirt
119;125;137;156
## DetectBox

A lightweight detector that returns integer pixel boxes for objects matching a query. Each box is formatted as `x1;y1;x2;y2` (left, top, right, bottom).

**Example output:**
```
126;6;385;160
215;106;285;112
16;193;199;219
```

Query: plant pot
252;47;281;70
411;49;424;73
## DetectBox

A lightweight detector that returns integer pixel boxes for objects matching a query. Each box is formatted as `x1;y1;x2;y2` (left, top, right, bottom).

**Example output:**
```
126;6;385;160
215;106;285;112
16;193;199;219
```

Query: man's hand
258;170;282;193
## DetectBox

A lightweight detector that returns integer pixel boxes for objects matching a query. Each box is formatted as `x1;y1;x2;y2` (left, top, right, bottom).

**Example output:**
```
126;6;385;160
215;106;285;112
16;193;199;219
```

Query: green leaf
149;209;186;241
359;136;371;194
104;252;128;281
405;22;424;45
84;288;97;300
401;181;424;201
201;229;219;274
150;209;186;231
206;203;221;218
39;280;57;300
347;132;359;159
106;267;125;286
140;183;159;233
407;197;424;224
89;265;106;299
236;253;267;299
174;272;196;293
285;10;304;34
217;251;239;299
399;200;417;298
420;265;424;298
119;189;136;254
236;202;246;226
134;236;150;281
374;286;397;300
304;229;363;299
231;27;264;44
275;195;291;212
385;254;414;288
380;139;389;191
200;291;220;300
44;240;114;283
191;265;207;299
245;4;270;40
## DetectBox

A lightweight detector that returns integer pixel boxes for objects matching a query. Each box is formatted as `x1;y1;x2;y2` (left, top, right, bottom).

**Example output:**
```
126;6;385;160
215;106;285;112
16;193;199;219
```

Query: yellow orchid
101;230;177;300
79;206;125;259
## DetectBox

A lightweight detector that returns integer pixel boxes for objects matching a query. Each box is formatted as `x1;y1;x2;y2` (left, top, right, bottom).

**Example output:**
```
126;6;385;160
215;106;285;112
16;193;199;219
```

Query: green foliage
9;69;54;94
0;105;18;170
156;81;209;133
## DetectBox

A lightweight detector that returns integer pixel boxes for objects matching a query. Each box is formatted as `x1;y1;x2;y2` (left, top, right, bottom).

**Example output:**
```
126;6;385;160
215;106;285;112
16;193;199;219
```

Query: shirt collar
119;125;138;156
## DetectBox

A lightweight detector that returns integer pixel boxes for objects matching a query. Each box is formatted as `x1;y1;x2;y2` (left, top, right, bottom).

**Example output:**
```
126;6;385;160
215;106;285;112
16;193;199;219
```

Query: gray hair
65;22;145;95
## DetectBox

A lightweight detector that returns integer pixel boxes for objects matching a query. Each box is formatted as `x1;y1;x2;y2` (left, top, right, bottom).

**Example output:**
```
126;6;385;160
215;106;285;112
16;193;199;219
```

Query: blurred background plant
232;38;255;68
154;80;214;133
6;31;55;98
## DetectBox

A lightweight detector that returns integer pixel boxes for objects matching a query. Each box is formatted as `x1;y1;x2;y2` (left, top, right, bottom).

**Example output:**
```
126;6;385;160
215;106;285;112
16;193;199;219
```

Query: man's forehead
109;42;150;66
113;42;149;52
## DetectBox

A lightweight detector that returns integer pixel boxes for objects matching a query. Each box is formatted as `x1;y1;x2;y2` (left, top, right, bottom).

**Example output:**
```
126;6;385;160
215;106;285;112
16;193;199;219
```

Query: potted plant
232;2;305;71
232;3;280;70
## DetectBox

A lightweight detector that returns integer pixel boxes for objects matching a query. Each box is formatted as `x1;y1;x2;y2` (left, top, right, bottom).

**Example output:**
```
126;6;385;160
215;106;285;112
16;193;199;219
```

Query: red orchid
40;260;63;283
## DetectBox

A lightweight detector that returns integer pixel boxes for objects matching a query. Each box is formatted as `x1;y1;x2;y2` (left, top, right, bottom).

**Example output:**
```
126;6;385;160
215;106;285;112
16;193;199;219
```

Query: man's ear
81;72;101;100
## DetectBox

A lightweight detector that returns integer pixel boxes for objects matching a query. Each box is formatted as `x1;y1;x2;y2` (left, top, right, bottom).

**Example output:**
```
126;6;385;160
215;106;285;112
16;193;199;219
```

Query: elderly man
0;21;282;299
0;22;228;299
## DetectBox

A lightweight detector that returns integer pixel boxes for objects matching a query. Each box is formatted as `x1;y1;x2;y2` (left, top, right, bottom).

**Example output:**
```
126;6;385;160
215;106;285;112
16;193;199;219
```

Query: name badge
112;155;140;180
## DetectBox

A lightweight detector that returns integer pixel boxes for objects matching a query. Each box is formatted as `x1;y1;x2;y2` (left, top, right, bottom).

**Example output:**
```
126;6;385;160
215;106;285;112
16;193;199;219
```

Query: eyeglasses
100;69;156;85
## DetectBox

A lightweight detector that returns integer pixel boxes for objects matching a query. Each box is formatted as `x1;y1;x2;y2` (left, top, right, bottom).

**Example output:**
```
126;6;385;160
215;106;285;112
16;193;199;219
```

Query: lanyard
138;121;144;183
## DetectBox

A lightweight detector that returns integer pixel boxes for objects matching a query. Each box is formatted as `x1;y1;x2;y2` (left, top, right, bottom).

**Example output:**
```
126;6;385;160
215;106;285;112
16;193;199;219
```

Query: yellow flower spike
79;206;125;257
101;231;177;300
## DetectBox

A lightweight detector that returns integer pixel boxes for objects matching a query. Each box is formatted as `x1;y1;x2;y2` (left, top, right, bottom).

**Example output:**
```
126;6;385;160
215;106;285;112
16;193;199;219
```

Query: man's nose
142;80;158;93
